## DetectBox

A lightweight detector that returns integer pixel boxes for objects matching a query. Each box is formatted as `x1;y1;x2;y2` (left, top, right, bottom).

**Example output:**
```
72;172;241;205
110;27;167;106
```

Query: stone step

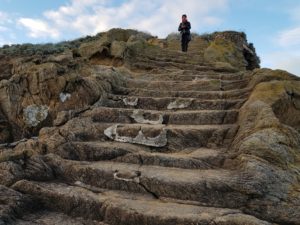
100;95;246;111
138;57;204;67
130;61;216;73
56;120;238;149
130;72;250;81
131;59;238;73
14;211;106;225
166;38;208;51
0;185;30;224
39;156;261;209
12;180;272;225
134;52;205;65
167;45;207;54
112;87;250;99
53;141;225;169
125;79;249;91
83;107;238;125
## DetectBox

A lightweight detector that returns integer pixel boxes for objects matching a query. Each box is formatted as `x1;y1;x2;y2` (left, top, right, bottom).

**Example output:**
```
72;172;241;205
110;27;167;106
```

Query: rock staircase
10;47;275;224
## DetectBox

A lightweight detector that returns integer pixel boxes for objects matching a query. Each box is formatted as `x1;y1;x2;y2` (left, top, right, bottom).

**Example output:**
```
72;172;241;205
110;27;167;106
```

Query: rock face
0;28;299;225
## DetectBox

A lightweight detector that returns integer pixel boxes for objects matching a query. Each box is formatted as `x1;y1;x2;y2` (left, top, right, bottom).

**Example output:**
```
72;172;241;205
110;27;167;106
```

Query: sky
0;0;299;76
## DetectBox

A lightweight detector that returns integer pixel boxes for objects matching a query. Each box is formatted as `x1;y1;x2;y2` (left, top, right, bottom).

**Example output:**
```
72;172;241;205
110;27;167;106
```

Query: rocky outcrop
0;55;125;142
165;31;260;71
0;28;299;225
202;31;260;71
227;70;300;224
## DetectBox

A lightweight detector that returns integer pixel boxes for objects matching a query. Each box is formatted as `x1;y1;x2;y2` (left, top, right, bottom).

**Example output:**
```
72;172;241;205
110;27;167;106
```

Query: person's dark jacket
178;21;191;35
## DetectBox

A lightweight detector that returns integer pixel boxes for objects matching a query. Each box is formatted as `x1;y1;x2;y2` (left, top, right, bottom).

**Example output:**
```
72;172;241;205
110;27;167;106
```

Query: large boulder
203;31;260;70
78;29;147;59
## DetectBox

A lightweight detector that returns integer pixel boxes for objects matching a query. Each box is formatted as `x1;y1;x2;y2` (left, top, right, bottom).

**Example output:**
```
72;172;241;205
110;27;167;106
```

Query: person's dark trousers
181;34;189;52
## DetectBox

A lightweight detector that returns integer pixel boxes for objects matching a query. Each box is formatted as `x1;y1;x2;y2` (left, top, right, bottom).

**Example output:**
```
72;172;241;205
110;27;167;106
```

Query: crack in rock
167;98;193;110
113;170;159;199
73;181;104;193
104;124;168;147
123;97;138;106
131;110;164;125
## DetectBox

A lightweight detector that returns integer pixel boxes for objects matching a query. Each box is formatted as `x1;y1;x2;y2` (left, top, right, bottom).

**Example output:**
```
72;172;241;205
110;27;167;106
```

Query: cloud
0;11;12;31
18;18;60;39
289;5;300;22
274;54;300;76
0;11;16;46
262;51;300;76
17;0;228;39
128;0;228;37
277;26;300;47
0;11;9;23
0;26;8;32
269;4;300;75
0;35;14;46
275;4;300;48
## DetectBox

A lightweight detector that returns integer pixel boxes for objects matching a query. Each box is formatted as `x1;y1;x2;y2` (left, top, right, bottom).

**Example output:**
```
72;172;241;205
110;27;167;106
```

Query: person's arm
187;22;191;31
178;23;183;31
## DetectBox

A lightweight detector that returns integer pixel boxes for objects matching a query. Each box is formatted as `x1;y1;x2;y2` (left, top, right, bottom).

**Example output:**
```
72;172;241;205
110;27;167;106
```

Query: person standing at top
178;14;191;52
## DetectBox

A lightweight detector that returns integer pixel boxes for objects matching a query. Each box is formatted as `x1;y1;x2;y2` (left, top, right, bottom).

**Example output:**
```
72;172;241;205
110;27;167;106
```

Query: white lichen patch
167;98;194;110
59;92;72;103
23;105;49;127
104;124;167;147
123;97;138;106
131;110;164;125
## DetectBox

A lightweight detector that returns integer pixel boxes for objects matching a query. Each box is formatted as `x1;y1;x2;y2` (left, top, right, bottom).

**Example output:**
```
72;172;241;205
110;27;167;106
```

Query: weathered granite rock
0;53;125;141
224;72;300;224
204;37;248;70
0;185;32;224
0;28;299;225
23;104;49;127
0;108;12;143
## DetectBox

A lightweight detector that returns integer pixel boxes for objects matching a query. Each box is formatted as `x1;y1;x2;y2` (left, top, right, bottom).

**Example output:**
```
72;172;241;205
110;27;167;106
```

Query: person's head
182;14;187;22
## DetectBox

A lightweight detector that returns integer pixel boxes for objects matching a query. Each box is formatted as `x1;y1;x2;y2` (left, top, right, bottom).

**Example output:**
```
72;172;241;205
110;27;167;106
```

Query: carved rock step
132;55;207;66
132;56;239;73
137;53;205;64
0;185;31;224
39;156;258;209
52;141;226;169
134;58;206;68
56;120;238;149
14;211;107;225
101;95;246;111
125;79;249;91
131;72;250;81
166;38;207;49
132;60;239;73
130;61;217;73
13;180;272;225
113;87;250;99
84;107;238;125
